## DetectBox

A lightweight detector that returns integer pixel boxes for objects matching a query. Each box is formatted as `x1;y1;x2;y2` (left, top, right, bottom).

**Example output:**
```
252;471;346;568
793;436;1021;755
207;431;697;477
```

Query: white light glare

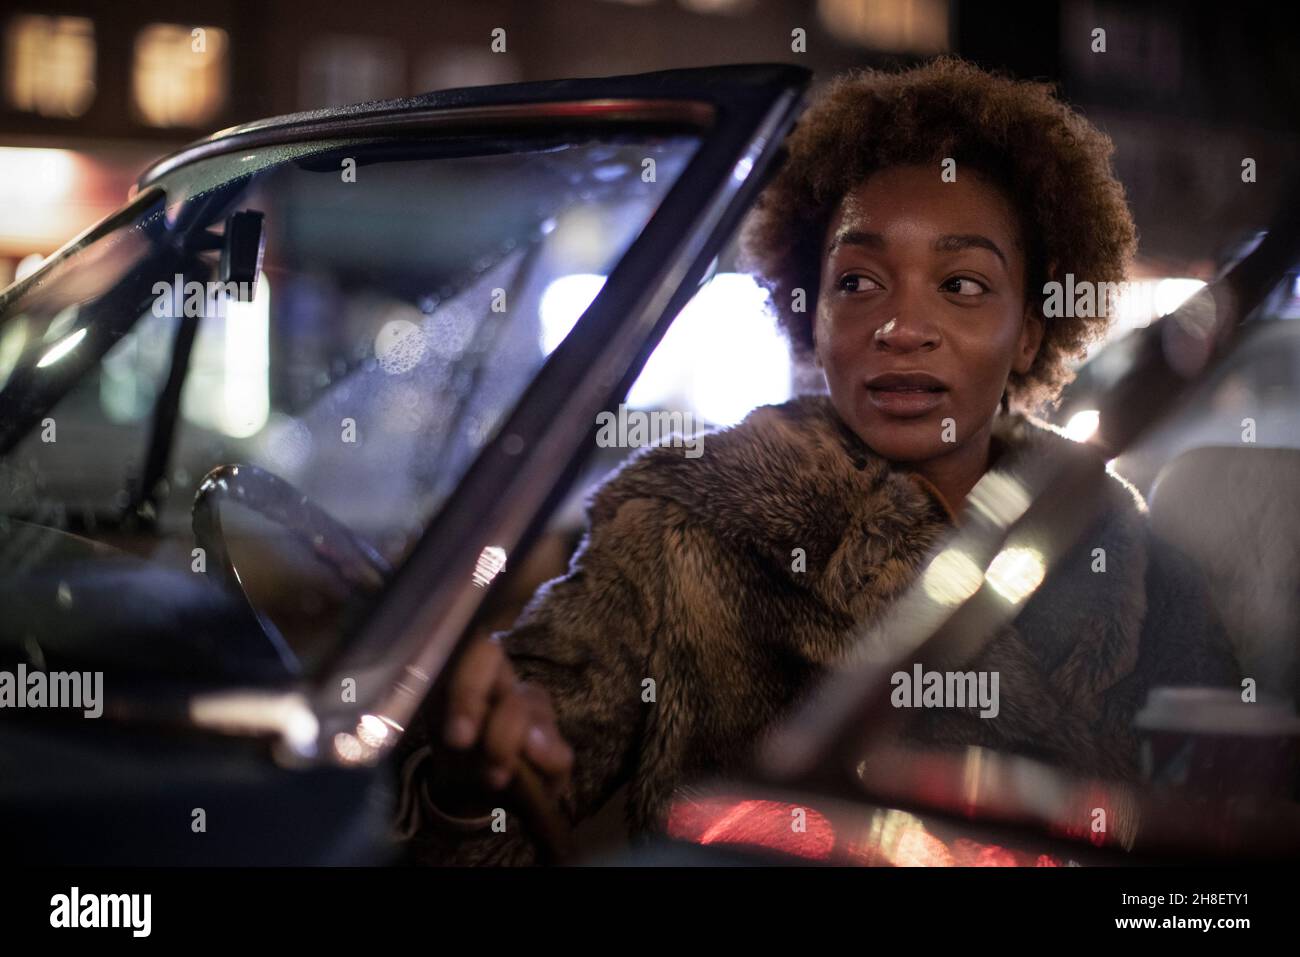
539;273;605;355
36;327;87;368
985;546;1046;606
1063;409;1100;443
539;271;792;426
472;546;508;588
922;548;984;607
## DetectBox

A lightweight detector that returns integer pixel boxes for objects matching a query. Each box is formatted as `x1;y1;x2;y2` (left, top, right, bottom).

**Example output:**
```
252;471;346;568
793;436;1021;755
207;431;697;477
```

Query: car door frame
150;64;819;758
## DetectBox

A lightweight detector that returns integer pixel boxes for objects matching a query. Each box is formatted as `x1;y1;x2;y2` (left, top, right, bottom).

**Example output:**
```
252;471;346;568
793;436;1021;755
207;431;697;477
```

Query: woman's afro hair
738;56;1138;410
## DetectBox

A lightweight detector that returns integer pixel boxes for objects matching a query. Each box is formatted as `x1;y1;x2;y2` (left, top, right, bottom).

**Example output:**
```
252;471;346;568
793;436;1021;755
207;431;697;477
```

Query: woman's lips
866;386;947;417
864;372;949;418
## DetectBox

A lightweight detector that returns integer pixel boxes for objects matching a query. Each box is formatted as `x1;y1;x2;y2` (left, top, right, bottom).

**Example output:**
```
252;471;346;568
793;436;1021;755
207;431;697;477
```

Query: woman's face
814;165;1043;464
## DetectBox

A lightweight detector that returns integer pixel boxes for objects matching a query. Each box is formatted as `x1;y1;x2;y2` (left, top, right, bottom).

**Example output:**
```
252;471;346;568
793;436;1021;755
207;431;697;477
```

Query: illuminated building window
133;23;229;127
4;15;96;117
817;0;950;54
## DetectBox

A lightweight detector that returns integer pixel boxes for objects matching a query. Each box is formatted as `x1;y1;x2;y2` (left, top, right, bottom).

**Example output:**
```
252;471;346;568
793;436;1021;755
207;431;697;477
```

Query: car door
0;63;811;864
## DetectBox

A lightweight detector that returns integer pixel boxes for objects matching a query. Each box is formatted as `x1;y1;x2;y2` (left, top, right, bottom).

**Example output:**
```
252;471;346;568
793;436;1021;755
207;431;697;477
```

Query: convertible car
1;64;1297;866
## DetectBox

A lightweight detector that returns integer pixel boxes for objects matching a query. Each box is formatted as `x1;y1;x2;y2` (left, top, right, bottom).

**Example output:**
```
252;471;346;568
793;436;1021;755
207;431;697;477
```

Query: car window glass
0;131;701;674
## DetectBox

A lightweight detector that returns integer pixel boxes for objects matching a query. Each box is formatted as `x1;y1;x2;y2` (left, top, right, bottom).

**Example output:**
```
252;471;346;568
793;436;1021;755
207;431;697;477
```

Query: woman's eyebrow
826;228;885;255
934;233;1008;267
827;229;1008;269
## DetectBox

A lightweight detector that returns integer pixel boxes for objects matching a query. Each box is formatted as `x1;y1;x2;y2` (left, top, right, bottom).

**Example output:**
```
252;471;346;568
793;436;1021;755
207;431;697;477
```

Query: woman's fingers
441;635;574;795
480;683;534;788
523;725;575;782
443;637;509;748
474;679;574;791
519;685;575;781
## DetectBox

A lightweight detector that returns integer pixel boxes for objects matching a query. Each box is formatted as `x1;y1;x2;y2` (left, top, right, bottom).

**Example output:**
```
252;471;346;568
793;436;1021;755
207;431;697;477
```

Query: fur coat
403;394;1240;865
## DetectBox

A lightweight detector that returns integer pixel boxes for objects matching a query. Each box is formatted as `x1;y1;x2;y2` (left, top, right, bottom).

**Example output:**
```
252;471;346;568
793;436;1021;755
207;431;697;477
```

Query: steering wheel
192;464;393;675
193;463;574;860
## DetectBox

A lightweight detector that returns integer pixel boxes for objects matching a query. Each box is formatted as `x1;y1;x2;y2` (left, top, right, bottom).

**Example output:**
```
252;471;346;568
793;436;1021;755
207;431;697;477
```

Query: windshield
0;130;700;677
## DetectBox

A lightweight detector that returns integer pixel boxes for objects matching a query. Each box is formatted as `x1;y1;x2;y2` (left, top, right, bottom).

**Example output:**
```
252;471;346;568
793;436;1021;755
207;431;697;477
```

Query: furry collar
589;394;1149;711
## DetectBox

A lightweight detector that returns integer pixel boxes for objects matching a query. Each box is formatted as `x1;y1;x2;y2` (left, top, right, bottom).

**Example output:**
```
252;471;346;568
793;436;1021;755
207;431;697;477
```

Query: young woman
402;57;1239;865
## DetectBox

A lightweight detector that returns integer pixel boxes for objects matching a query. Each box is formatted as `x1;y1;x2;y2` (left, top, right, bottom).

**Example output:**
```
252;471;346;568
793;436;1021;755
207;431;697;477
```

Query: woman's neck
903;427;997;517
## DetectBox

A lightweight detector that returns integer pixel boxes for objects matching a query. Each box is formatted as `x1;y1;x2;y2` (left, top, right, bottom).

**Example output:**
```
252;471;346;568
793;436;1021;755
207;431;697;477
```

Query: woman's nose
873;308;940;352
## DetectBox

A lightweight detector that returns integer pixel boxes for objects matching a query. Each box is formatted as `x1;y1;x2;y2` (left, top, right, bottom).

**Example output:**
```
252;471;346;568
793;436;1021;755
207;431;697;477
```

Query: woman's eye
941;276;987;296
838;273;881;293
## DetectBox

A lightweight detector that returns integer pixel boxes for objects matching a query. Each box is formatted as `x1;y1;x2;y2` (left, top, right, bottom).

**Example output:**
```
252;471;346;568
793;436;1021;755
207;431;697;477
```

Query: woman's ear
1014;257;1055;374
1013;303;1045;375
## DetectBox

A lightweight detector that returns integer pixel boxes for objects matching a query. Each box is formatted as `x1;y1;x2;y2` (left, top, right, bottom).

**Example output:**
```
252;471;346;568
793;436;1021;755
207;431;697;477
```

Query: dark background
1;0;1298;284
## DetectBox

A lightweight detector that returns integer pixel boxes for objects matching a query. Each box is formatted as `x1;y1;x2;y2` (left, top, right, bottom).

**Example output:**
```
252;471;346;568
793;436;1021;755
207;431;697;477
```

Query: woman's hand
438;634;575;810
